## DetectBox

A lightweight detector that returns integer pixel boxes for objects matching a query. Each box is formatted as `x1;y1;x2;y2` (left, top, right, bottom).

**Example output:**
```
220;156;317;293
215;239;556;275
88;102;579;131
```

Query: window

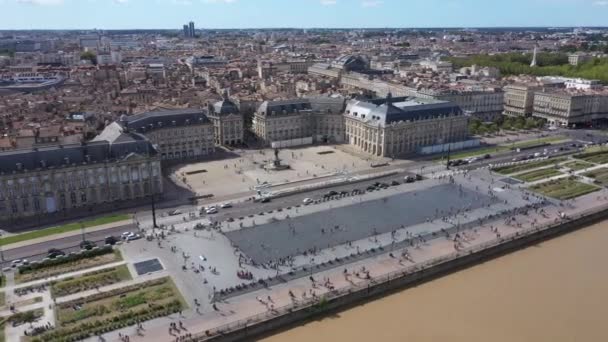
22;198;29;212
81;192;87;203
70;192;77;205
33;197;41;212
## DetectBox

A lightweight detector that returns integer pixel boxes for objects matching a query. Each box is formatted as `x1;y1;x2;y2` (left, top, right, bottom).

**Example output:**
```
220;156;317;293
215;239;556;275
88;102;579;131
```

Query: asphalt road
1;225;136;267
136;170;420;227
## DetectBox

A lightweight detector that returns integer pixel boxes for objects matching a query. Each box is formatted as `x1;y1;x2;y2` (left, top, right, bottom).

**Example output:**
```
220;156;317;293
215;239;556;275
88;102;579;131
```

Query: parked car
168;209;181;216
261;197;271;203
11;259;27;268
391;180;400;186
303;198;314;205
47;248;65;259
80;240;96;250
105;236;119;245
220;202;233;208
205;206;218;214
125;233;141;241
324;190;339;198
404;176;415;183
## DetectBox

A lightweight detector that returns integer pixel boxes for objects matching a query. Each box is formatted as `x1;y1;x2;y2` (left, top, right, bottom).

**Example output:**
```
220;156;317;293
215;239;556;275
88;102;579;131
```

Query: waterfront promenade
90;168;608;342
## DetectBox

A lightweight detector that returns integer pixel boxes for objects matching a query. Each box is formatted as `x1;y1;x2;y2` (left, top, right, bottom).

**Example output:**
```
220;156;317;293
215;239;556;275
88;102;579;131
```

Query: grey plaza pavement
225;183;499;264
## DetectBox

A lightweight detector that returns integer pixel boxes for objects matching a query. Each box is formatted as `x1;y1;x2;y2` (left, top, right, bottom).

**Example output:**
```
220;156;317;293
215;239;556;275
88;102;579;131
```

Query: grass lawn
437;145;509;161
493;157;568;175
530;178;600;200
39;277;186;342
507;135;569;149
563;161;594;171
574;149;608;165
583;168;608;186
0;292;4;307
51;265;132;298
15;249;123;284
515;168;564;182
0;214;130;247
0;275;5;288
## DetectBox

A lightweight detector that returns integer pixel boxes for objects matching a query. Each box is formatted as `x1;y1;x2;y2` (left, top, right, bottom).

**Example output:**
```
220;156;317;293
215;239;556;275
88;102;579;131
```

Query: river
260;221;608;342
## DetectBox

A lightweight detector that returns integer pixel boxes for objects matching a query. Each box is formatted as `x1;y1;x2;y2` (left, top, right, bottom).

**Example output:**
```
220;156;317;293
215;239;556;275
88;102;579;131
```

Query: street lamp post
80;221;86;243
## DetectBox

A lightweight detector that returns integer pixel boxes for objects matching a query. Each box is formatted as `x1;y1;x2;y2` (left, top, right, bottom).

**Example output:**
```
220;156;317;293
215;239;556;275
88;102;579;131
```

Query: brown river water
260;221;608;342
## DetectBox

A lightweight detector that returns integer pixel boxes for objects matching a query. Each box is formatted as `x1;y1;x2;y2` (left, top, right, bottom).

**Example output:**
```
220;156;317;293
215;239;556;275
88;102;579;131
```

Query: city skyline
2;0;608;30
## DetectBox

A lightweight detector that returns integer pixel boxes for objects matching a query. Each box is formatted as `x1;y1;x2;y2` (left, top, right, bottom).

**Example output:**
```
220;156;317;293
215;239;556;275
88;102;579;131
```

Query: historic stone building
0;132;161;222
251;97;346;146
503;84;540;117
208;96;245;146
114;108;216;160
344;95;469;157
532;90;608;127
252;94;468;157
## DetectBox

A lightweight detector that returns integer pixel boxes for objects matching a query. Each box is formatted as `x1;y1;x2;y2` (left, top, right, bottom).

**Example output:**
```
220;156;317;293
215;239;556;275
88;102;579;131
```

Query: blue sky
1;0;608;30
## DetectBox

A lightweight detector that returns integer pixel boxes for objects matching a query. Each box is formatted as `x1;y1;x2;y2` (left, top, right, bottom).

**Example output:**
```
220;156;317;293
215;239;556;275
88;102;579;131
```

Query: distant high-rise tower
183;24;189;38
189;21;195;38
530;46;538;67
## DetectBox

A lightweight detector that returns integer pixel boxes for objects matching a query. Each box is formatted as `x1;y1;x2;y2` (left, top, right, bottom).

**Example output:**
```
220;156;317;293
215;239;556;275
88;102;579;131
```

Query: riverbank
262;218;608;342
194;197;608;342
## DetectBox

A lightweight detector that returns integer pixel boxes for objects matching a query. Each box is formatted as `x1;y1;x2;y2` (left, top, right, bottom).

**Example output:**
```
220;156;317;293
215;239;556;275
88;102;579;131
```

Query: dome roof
212;98;239;115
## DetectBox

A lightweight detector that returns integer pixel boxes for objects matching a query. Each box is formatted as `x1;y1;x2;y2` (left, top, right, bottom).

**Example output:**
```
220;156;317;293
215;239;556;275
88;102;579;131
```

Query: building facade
114;108;216;160
503;84;539;117
208;97;245;146
252;95;468;157
0;135;162;222
252;97;346;146
532;91;608;126
344;96;468;157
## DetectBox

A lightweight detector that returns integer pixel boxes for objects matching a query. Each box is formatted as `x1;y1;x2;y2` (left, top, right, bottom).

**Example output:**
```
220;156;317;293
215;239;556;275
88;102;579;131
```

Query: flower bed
33;277;186;342
50;265;132;298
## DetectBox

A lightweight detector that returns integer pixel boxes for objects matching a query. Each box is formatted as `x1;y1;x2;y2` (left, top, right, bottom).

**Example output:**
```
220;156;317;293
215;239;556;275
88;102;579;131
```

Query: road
134;170;423;228
1;225;135;267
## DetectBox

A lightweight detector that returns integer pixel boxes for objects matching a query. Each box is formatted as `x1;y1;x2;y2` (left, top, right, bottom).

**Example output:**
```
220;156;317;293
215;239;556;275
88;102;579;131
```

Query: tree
525;117;537;130
80;51;97;65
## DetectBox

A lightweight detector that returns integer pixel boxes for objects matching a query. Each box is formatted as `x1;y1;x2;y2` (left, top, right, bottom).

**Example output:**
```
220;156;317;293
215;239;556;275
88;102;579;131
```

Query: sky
1;0;608;30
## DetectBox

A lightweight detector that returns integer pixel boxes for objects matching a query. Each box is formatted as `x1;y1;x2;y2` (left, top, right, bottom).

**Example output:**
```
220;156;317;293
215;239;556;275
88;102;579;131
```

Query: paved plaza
169;146;387;198
225;183;498;264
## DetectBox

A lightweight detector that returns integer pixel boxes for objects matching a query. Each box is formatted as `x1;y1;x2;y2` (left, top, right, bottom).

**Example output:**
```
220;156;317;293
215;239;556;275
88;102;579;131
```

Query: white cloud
16;0;64;5
113;0;128;3
361;0;382;7
320;0;337;5
593;0;608;5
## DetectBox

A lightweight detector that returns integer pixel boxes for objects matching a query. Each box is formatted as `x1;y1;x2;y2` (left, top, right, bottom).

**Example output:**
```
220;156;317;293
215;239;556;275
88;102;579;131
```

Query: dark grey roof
331;54;369;71
211;99;239;116
123;108;210;134
345;96;463;126
0;133;156;174
257;97;346;116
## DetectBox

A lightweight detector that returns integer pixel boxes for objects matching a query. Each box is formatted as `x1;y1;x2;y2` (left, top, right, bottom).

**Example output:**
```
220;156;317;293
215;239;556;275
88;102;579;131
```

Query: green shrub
18;246;114;275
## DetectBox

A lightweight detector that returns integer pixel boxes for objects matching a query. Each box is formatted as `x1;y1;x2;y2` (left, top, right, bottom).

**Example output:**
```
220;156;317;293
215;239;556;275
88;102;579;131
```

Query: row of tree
469;116;545;135
446;52;608;83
